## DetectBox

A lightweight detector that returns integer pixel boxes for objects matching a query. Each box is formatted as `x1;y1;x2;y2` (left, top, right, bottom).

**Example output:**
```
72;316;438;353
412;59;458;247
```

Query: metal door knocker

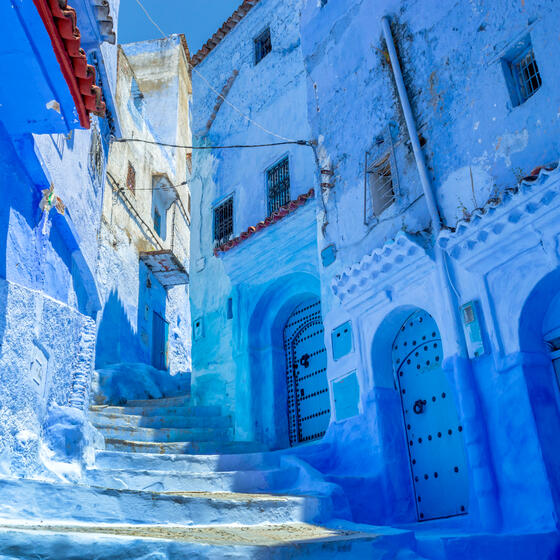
413;399;427;414
300;354;310;368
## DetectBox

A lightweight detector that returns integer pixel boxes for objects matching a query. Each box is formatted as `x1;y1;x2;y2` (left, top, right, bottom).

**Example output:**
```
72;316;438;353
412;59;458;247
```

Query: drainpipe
381;16;500;529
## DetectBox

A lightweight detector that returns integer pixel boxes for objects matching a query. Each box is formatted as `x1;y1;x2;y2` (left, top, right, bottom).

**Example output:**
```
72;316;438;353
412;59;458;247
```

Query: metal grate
514;48;541;103
254;27;272;64
367;152;395;216
267;157;290;216
126;162;136;194
88;125;103;189
213;197;234;245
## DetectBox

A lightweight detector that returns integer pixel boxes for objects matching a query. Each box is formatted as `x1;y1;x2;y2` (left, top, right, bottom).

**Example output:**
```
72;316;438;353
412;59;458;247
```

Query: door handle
413;399;427;414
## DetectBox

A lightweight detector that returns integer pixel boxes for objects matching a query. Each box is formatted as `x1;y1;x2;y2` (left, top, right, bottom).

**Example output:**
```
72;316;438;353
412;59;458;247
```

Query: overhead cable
112;137;313;149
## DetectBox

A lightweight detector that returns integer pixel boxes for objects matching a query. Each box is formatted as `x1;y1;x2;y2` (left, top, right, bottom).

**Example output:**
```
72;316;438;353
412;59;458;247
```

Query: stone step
86;465;301;493
90;404;222;418
94;450;280;473
96;424;228;443
104;438;267;455
124;395;192;408
90;410;232;430
0;478;329;526
0;522;414;559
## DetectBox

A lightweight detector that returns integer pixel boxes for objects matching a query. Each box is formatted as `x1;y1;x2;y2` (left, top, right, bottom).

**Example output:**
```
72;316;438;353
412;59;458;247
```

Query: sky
118;0;242;55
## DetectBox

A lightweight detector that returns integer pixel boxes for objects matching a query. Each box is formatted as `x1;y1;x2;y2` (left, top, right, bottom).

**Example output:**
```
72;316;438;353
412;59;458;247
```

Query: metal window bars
126;162;136;194
88;125;103;188
254;27;272;64
267;157;291;216
514;48;542;103
213;197;234;245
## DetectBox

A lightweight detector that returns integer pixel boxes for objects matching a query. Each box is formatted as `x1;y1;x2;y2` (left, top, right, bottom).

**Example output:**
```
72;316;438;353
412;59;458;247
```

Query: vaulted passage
283;298;330;446
392;310;469;521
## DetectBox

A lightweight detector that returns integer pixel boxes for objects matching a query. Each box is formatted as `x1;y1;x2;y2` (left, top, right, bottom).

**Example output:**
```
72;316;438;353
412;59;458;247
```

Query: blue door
284;298;330;445
392;310;469;521
152;311;168;371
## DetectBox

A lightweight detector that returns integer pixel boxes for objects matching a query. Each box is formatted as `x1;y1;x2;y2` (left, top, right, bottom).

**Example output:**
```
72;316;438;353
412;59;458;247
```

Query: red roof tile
33;0;106;129
191;0;261;66
214;188;315;256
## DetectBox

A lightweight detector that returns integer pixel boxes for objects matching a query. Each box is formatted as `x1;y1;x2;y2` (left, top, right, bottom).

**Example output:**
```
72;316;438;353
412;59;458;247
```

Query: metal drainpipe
381;16;500;529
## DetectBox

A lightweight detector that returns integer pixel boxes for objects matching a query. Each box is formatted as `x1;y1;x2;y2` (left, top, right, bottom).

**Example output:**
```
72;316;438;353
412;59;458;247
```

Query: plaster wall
190;0;319;440
96;36;192;376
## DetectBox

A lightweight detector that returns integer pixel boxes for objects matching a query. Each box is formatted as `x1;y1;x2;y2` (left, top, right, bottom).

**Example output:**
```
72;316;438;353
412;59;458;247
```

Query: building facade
96;36;192;381
0;0;119;477
190;0;321;447
190;0;560;537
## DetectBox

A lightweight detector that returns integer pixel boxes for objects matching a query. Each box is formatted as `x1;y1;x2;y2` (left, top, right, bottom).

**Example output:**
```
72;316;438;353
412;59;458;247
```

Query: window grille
254;28;272;64
187;191;191;215
213;197;234;245
367;152;395;217
154;207;162;237
131;77;144;114
513;48;541;103
126;162;136;194
267;157;290;216
88;126;103;189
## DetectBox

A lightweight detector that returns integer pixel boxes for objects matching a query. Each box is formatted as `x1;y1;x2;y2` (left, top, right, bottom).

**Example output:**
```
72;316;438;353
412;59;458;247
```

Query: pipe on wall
381;15;500;529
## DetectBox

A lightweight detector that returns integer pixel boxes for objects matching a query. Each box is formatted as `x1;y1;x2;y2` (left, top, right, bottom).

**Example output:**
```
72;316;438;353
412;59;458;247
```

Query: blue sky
118;0;242;55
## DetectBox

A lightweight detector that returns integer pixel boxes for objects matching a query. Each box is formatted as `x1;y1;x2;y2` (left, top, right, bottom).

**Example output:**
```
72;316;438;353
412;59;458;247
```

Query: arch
247;271;321;449
518;267;560;512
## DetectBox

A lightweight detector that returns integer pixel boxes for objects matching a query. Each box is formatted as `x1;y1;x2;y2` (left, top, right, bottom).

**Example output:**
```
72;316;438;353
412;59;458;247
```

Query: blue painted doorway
152;311;169;371
392;310;469;521
284;298;330;446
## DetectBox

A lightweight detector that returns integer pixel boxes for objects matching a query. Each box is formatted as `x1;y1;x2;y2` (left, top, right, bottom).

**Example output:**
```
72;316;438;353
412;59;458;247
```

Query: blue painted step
95;425;229;443
90;404;221;417
104;438;267;455
90;410;232;429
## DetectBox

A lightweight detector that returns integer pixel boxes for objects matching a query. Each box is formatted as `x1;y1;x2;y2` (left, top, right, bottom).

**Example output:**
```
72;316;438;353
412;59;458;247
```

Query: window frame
254;27;272;65
266;156;291;217
213;195;235;246
363;125;399;225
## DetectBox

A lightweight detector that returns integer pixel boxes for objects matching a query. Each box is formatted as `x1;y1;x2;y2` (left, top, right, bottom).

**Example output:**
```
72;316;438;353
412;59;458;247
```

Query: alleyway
1;0;560;558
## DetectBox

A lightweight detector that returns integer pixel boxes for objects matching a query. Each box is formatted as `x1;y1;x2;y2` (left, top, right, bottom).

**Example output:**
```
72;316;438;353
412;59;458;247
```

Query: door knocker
413;399;427;414
300;354;310;368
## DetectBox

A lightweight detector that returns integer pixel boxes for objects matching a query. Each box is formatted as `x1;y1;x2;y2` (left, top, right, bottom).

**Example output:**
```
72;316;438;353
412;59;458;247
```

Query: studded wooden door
284;298;330;446
392;310;469;521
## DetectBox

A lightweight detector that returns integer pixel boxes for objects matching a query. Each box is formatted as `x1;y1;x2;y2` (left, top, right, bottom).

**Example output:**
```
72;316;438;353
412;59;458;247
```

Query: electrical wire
112;137;313;149
133;0;301;143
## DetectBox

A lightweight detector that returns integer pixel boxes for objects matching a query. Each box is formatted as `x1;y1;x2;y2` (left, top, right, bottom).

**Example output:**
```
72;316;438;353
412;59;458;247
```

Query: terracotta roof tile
33;0;106;129
191;0;262;66
214;188;315;256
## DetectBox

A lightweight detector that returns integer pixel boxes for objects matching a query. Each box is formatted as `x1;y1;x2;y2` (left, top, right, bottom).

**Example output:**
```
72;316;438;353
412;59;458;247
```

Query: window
89;125;104;189
254;27;272;64
213;197;234;245
502;35;542;106
367;152;395;217
126;162;136;194
267;157;290;216
154;207;162;237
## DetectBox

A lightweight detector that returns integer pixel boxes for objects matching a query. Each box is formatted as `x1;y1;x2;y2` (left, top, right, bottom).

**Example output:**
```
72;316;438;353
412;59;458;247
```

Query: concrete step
104;438;267;455
86;466;301;493
94;450;280;473
90;410;232;430
0;522;415;559
90;403;221;417
0;478;330;526
95;424;229;443
124;395;192;408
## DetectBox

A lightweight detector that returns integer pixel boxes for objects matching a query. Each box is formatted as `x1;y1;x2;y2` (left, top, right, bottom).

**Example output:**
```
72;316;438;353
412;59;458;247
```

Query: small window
367;152;395;217
154;207;162;237
254;27;272;65
187;191;191;216
267;157;290;216
502;35;542;107
126;162;136;194
88;125;104;189
185;152;192;175
213;197;234;245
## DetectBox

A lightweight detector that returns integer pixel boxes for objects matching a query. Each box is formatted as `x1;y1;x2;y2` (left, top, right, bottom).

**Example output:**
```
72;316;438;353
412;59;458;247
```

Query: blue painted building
189;0;560;550
0;0;119;478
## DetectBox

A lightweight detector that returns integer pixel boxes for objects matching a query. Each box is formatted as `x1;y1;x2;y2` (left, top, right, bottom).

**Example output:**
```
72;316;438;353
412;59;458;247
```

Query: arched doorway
283;297;330;446
392;309;469;521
